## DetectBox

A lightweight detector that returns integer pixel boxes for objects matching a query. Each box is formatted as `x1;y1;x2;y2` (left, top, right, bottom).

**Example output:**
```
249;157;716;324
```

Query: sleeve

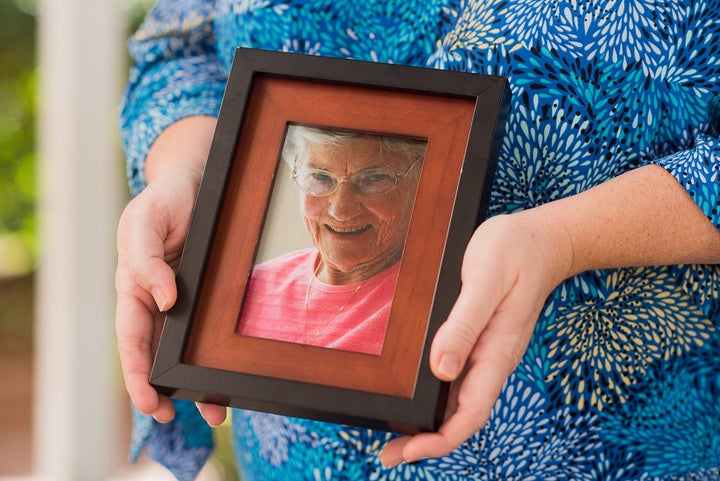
118;0;227;197
652;127;720;232
130;401;214;481
120;1;222;479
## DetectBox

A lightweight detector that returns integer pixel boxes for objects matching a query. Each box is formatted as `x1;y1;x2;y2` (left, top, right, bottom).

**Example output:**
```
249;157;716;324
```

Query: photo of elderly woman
236;125;427;355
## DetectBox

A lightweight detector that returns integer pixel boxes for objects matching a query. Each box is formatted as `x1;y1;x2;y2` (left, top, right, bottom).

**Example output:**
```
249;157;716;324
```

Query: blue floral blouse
120;1;720;480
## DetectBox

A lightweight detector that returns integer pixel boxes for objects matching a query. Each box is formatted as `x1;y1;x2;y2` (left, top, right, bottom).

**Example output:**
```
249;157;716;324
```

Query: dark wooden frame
150;48;510;433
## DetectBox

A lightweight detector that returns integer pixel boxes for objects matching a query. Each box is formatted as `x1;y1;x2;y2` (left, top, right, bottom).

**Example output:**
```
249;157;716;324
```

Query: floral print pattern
119;0;720;479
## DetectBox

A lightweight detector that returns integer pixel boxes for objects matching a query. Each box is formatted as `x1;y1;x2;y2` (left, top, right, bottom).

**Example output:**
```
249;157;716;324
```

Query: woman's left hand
380;163;720;467
380;208;572;467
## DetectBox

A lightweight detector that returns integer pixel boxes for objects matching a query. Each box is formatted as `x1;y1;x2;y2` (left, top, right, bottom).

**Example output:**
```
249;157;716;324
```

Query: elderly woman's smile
325;223;372;235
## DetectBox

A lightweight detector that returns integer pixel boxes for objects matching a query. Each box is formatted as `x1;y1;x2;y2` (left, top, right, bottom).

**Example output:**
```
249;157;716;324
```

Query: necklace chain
302;258;366;345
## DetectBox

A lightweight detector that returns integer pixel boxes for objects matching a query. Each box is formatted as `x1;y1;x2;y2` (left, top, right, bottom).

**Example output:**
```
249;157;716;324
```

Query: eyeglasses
292;160;418;197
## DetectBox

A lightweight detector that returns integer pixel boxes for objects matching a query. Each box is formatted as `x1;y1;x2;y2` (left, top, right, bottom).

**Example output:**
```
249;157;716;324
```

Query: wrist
475;209;574;295
517;206;575;287
145;116;217;184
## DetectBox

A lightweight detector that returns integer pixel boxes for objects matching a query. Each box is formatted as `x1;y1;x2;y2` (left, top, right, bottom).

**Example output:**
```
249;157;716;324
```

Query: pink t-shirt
236;248;399;355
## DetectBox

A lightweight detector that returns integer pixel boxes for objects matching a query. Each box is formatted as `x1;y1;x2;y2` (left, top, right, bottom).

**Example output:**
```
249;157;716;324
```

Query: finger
115;291;177;422
430;266;512;381
380;436;411;468
381;378;461;467
379;348;500;465
196;402;228;427
115;279;174;419
129;256;177;312
391;355;507;461
429;223;520;381
380;245;514;464
399;305;535;462
115;247;177;421
114;171;198;424
119;206;178;312
401;364;501;460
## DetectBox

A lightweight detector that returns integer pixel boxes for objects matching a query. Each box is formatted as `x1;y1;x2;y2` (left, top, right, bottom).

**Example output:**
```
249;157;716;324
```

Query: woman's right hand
114;116;227;424
115;166;202;423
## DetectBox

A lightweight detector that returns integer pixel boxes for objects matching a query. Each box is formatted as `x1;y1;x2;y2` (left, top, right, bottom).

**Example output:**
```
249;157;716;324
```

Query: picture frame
150;47;510;433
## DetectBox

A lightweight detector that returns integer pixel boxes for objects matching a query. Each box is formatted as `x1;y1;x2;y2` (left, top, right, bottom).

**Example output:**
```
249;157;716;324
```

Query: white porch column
35;1;125;480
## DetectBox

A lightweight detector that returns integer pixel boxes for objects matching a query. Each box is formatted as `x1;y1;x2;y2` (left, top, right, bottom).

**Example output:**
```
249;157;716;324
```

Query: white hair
281;125;427;168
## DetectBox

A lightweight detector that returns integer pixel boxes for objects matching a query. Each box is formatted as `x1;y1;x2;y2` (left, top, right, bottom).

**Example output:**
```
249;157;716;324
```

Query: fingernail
382;459;405;470
151;286;168;312
438;353;461;379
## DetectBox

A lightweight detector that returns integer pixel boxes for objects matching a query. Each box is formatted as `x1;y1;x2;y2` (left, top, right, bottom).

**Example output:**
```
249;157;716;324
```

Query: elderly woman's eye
362;172;393;185
310;171;334;184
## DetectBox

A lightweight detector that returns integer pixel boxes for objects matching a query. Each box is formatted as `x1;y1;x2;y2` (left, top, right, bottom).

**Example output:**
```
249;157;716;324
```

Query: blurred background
0;0;238;479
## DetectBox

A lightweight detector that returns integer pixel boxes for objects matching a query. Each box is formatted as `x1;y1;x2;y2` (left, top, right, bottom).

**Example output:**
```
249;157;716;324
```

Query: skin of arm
143;116;217;184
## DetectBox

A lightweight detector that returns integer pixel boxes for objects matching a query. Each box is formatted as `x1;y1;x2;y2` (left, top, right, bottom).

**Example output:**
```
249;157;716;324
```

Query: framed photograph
150;48;510;433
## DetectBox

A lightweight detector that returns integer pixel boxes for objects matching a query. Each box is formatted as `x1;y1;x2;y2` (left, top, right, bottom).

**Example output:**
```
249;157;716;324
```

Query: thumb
430;279;499;381
118;204;178;312
429;231;516;381
132;256;177;312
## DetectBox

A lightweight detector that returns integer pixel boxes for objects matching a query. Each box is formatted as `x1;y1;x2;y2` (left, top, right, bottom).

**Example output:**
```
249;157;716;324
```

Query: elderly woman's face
298;137;421;282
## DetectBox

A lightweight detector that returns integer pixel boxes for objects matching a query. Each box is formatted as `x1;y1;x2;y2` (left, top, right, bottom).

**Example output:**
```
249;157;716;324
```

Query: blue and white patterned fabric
119;1;720;479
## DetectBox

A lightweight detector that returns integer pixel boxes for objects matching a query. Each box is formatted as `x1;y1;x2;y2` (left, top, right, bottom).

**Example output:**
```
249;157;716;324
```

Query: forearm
144;116;217;183
541;164;720;279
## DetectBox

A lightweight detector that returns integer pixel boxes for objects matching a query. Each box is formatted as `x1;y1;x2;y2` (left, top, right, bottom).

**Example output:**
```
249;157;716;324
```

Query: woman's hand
380;164;720;467
380;208;573;467
115;166;202;422
115;116;228;425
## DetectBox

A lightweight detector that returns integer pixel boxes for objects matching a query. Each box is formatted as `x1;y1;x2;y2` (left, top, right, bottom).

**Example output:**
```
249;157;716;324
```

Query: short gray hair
281;124;427;168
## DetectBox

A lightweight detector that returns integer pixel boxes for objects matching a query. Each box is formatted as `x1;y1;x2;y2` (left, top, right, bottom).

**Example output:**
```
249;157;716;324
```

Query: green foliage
0;0;242;476
213;424;241;481
0;0;157;276
0;0;36;275
123;0;159;31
